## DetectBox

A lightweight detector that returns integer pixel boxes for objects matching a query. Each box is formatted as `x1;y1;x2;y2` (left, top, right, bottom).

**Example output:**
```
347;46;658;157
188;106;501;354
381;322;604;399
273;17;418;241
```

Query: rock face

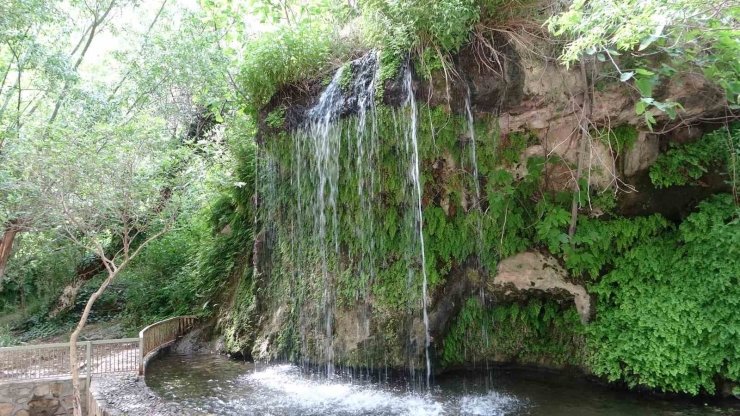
490;252;591;323
231;31;733;376
623;132;660;177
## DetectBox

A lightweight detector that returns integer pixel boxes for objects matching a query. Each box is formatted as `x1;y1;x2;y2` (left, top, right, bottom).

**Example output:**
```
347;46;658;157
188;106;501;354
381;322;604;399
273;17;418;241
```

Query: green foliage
362;0;479;55
548;0;740;127
501;131;536;166
338;63;353;92
220;264;256;354
587;194;740;394
0;325;18;347
565;214;671;277
596;125;638;155
119;225;204;328
534;200;571;255
442;297;586;368
649;124;739;188
265;106;287;129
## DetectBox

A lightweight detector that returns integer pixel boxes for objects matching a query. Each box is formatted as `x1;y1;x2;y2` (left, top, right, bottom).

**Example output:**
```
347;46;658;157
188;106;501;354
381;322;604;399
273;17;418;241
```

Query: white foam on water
229;364;522;416
458;392;522;416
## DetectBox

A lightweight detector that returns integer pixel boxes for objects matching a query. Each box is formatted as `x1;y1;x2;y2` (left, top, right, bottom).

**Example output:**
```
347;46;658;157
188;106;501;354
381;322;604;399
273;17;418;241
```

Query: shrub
587;194;740;394
237;24;344;114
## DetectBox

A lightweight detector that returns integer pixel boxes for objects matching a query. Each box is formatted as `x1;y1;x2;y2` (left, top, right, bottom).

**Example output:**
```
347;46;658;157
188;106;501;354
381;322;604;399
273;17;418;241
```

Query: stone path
90;374;200;416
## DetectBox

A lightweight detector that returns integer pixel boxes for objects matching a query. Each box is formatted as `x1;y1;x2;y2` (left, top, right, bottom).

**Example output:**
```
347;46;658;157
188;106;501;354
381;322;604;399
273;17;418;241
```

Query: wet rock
623;131;659;177
489;251;591;323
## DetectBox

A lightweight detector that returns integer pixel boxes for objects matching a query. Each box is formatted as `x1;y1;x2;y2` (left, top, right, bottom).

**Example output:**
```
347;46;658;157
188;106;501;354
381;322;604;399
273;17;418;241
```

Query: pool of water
146;354;738;416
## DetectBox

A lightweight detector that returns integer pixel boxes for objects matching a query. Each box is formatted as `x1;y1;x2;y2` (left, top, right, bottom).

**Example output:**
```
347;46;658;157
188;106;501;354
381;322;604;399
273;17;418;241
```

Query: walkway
90;374;198;416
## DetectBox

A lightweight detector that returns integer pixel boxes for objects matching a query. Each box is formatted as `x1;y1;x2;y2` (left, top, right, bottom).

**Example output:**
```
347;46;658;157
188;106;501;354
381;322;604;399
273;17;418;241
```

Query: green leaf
635;101;647;115
620;72;635;82
635;78;653;97
638;35;657;51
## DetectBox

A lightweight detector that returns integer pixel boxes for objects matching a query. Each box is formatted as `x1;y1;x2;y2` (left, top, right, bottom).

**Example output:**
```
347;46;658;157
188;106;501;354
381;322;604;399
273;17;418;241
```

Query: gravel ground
91;374;202;416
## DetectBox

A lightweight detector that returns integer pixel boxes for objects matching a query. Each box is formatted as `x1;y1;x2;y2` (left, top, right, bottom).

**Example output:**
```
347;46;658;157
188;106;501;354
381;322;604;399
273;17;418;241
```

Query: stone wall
0;378;82;416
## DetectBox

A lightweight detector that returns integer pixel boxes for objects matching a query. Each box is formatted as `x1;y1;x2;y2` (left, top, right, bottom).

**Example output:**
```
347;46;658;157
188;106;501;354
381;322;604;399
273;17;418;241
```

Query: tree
24;117;189;414
0;1;240;413
548;0;740;127
0;0;135;282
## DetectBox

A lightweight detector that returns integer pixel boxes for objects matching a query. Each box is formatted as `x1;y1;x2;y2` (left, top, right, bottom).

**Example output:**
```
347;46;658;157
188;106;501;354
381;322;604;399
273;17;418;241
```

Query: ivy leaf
665;107;677;119
644;112;656;130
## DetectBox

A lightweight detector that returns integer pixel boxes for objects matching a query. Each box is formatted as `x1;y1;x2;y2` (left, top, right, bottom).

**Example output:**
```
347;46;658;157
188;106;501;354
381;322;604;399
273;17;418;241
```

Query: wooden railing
138;315;196;375
0;315;196;381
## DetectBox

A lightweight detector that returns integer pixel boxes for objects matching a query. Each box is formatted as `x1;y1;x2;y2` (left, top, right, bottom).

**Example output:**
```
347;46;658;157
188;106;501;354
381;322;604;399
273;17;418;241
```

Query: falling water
402;67;432;389
352;52;380;337
300;65;346;378
292;53;382;378
464;87;484;274
272;52;432;384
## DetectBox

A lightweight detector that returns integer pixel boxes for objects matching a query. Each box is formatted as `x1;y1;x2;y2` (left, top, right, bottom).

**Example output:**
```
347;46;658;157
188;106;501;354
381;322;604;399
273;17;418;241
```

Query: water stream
146;353;735;416
402;66;432;389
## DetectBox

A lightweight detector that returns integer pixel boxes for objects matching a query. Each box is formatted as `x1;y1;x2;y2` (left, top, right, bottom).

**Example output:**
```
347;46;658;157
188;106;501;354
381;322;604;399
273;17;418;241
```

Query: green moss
375;50;402;100
599;125;638;155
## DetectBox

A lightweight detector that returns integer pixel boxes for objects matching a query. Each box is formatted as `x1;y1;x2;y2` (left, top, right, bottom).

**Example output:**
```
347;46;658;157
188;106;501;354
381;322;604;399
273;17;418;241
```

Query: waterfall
352;52;379;340
464;87;484;275
291;52;381;378
266;52;435;384
401;67;432;389
299;65;345;378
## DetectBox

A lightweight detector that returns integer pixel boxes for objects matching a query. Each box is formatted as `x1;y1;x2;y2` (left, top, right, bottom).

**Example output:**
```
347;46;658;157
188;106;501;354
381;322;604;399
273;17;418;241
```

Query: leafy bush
587;194;740;394
362;0;480;57
238;23;344;114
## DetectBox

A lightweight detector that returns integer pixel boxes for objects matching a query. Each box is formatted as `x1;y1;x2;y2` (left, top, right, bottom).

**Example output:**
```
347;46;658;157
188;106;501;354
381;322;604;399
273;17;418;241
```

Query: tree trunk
49;256;107;318
69;268;119;416
0;224;20;281
568;57;592;238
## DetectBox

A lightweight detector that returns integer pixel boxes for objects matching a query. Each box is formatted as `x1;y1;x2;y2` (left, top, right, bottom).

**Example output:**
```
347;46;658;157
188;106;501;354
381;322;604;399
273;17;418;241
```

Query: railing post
138;333;144;376
85;341;92;391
